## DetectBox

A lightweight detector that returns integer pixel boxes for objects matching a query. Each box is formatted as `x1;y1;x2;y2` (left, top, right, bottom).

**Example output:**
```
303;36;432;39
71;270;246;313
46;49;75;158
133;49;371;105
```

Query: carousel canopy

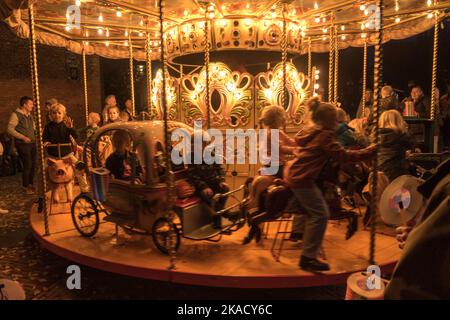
1;0;449;62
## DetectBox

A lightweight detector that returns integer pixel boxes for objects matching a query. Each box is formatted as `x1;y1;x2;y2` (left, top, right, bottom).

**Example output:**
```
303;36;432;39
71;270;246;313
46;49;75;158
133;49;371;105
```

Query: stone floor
0;174;349;300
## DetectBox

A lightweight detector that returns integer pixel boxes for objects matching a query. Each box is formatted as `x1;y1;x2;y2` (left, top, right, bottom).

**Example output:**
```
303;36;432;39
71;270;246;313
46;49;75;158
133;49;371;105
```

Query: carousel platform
30;202;401;289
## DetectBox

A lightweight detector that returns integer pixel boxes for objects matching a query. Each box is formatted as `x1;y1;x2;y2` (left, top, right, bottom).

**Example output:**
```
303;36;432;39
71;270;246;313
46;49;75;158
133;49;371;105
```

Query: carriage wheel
71;194;100;237
152;217;180;254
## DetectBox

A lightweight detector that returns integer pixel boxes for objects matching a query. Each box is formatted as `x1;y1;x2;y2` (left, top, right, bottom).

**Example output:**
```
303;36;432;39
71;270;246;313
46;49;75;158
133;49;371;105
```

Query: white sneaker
0;208;8;214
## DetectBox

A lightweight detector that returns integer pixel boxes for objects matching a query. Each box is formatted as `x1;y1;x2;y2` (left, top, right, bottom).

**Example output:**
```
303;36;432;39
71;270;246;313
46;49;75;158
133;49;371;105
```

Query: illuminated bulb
184;9;189;16
116;10;122;17
246;3;250;9
292;9;297;15
271;10;276;19
314;2;319;10
65;25;71;31
75;0;81;6
105;41;109;46
106;28;109;37
85;30;89;37
125;40;128;46
125;30;129;36
323;28;328;33
207;4;215;12
97;28;103;35
341;25;345;31
341;35;346;40
427;12;433;18
313;92;318;97
322;35;327;41
427;0;433;7
301;31;306;37
98;13;103;22
361;23;366;30
395;17;401;23
84;41;89;45
235;92;242;99
207;11;215;19
315;69;320;74
244;19;252;27
222;5;226;10
264;21;269;27
315;74;320;80
314;83;320;89
139;32;143;37
364;9;369;16
322;17;326;23
140;19;144;27
360;4;366;11
395;2;399;11
315;16;321;23
361;33;367;38
221;20;227;27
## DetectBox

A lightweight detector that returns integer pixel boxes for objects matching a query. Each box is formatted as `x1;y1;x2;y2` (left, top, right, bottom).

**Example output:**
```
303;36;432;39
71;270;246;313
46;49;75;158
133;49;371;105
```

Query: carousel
2;0;449;292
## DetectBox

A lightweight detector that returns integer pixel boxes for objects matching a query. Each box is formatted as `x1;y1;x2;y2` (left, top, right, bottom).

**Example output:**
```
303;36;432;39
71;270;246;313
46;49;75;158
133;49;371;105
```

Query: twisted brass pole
362;40;368;117
28;5;49;235
334;26;339;104
369;0;384;266
145;32;153;115
328;16;335;102
307;37;312;81
128;33;136;116
82;47;89;125
430;11;439;121
158;0;176;270
281;5;288;110
204;17;211;129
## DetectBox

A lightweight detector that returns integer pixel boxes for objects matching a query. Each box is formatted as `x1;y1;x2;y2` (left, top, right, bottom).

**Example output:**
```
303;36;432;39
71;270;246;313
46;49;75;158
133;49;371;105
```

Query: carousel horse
244;160;364;241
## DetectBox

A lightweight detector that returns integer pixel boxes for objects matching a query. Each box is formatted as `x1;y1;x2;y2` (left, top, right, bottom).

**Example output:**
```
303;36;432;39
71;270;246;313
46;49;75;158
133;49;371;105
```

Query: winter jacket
385;159;450;299
377;128;414;182
336;123;358;148
285;128;373;188
187;150;225;191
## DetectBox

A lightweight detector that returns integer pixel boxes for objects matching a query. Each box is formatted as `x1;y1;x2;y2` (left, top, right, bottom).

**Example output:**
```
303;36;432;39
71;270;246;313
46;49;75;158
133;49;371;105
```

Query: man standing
7;96;36;195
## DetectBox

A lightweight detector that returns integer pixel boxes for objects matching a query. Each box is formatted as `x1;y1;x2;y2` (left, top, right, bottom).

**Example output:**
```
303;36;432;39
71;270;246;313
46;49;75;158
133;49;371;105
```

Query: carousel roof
1;0;449;61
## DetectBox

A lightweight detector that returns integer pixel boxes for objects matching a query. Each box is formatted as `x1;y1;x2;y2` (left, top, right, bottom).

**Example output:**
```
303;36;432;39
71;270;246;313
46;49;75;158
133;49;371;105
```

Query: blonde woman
377;109;414;181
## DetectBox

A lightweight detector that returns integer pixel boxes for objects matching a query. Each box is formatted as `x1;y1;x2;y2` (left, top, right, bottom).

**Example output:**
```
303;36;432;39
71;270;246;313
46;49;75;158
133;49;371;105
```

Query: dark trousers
16;143;36;187
199;183;229;213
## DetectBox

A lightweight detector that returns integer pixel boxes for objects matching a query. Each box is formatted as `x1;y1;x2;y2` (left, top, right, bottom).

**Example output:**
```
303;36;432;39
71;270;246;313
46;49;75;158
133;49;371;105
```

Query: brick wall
0;22;102;132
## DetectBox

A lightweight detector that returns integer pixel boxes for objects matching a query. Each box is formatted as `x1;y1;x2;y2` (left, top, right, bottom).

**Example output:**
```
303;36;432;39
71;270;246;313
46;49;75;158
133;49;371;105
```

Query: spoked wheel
152;217;180;254
71;194;100;237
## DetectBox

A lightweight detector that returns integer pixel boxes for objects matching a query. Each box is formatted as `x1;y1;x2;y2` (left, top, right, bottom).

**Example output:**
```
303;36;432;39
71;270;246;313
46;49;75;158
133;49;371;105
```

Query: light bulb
427;12;434;18
75;0;81;6
323;28;328;33
125;30;129;36
315;74;319;80
341;25;345;31
395;1;399;11
361;23;366;30
116;10;122;17
125;40;128;46
361;33;367;38
322;17;326;23
246;3;250;9
85;30;89;37
106;28;109;37
271;10;276;19
207;11;215;19
65;25;71;31
244;19;252;27
315;16;320;23
395;17;401;23
315;69;320;74
98;28;103;35
140;19;144;27
341;35;346;40
98;13;103;22
360;4;366;11
184;9;189;16
427;0;433;7
322;36;327;41
314;84;319;89
139;32;143;37
314;2;319;10
364;9;369;16
105;41;109;46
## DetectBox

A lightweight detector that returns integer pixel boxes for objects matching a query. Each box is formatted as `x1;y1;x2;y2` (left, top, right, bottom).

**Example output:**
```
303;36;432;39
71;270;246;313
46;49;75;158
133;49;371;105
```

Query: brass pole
82;48;89;125
145;32;153;115
369;0;384;266
281;5;288;110
430;10;439;121
128;33;136;116
361;40;368;118
307;37;312;80
28;5;49;235
334;26;339;104
328;16;335;102
204;18;211;129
